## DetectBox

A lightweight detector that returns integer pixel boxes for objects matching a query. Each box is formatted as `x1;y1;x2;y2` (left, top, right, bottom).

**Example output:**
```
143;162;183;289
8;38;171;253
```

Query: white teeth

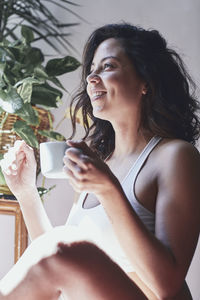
92;91;106;97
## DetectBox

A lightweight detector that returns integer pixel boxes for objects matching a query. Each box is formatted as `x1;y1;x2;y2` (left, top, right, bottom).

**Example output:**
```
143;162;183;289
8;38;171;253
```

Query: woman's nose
86;72;100;84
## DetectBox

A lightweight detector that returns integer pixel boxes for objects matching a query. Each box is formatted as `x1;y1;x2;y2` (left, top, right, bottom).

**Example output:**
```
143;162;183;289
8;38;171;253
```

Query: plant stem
55;115;66;130
42;175;46;188
48;111;53;130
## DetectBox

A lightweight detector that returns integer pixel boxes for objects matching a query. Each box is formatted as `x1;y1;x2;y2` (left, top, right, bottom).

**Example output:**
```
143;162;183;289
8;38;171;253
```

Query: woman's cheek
86;85;91;98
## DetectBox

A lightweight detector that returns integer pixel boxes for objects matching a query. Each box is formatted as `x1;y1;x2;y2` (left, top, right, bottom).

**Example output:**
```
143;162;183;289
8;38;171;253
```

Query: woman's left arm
64;140;200;299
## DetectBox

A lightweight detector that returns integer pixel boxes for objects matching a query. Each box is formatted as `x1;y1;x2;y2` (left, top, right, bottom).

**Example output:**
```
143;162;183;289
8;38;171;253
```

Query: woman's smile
91;90;107;102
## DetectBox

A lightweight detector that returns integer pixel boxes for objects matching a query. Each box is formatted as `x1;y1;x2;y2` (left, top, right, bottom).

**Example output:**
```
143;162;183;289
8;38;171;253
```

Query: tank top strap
134;135;162;176
122;136;162;185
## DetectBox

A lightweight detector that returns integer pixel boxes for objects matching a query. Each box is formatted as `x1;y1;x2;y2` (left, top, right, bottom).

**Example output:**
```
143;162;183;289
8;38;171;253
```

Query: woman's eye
104;63;114;70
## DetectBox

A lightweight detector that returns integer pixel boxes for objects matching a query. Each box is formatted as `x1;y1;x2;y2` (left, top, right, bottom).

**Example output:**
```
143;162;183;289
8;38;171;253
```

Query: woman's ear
142;83;148;95
142;89;147;95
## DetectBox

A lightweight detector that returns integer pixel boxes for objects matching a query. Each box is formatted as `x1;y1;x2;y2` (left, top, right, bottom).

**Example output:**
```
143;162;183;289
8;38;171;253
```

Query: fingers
65;140;100;174
0;140;34;176
63;143;92;191
65;140;111;194
63;162;92;193
64;148;93;171
65;169;87;193
20;142;36;169
63;158;83;177
1;142;24;175
66;140;96;159
1;151;25;175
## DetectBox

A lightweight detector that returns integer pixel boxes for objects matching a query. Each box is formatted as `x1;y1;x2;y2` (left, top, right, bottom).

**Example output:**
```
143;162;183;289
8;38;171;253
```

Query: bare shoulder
154;138;200;229
154;139;200;267
153;138;200;176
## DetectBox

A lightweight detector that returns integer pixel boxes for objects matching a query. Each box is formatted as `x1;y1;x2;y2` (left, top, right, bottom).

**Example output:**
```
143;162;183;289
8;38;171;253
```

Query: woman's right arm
0;140;52;240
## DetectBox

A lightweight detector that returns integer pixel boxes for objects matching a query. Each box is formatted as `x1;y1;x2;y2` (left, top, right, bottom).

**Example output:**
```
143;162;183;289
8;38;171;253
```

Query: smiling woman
0;23;200;300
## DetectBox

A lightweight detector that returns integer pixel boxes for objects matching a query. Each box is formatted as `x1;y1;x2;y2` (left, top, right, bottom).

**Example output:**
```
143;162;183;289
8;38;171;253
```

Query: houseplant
0;1;81;196
0;0;82;53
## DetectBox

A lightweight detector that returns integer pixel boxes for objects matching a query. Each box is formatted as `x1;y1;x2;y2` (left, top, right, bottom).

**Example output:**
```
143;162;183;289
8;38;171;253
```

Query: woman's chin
92;104;106;117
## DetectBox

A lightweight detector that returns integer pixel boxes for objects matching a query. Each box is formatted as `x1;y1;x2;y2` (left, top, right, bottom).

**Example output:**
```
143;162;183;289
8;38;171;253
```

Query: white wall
1;0;200;298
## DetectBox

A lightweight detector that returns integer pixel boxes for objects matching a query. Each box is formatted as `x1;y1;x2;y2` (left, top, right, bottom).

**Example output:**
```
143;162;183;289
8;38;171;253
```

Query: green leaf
48;76;67;92
45;56;80;77
31;83;62;108
15;77;45;88
16;103;39;126
34;66;49;79
0;153;6;185
7;47;22;62
23;47;44;66
37;185;56;201
38;130;65;141
21;25;34;44
0;63;6;78
8;43;43;66
9;62;24;80
0;0;82;53
0;47;6;62
13;120;39;148
18;82;33;103
0;81;6;89
0;166;6;185
37;185;56;197
0;86;23;113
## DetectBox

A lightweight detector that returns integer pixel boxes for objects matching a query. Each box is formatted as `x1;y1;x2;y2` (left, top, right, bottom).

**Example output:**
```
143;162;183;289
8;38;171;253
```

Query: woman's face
86;38;145;121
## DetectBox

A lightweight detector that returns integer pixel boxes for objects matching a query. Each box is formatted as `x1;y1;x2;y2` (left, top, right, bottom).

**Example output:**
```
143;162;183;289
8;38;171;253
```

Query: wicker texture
0;107;52;195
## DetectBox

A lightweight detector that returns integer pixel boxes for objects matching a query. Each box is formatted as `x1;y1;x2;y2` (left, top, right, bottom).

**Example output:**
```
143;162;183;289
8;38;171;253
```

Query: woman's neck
112;124;153;158
108;107;151;157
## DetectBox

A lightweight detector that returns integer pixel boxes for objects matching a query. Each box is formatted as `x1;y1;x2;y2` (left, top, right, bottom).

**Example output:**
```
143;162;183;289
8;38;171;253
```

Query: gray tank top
66;136;162;272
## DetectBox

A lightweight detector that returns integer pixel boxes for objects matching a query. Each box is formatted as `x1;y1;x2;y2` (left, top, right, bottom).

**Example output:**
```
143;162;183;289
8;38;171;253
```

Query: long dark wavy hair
70;23;200;159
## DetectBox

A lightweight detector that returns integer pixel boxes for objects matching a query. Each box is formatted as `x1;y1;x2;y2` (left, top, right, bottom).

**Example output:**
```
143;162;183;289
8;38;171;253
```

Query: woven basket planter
0;107;52;195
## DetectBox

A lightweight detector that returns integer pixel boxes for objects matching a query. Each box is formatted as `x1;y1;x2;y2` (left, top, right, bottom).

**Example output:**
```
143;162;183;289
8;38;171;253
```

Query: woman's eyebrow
101;56;120;62
91;56;120;66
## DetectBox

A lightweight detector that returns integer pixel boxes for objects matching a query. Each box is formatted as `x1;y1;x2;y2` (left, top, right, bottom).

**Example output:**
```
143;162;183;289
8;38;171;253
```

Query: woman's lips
91;91;107;101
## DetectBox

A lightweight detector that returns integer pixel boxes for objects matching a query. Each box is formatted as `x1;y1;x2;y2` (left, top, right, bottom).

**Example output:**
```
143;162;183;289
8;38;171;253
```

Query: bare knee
25;256;61;296
55;241;111;273
54;241;147;300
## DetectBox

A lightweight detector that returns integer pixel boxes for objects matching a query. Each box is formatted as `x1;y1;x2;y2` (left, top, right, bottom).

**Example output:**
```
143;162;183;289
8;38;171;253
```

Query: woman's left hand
63;140;118;196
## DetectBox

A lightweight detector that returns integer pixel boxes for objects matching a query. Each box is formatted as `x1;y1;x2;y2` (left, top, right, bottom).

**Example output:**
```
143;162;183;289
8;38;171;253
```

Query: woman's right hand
0;140;37;197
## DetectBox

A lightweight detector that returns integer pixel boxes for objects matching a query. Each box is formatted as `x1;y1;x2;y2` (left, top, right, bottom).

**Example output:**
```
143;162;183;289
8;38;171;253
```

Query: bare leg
1;263;61;300
3;241;147;300
53;241;148;300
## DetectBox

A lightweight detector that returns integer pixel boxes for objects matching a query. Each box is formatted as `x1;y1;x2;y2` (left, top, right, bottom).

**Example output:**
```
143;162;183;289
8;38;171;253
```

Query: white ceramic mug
40;141;68;178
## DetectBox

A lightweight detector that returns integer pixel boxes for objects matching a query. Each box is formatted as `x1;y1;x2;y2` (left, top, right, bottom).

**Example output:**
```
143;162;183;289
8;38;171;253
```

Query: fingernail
66;140;73;145
11;163;17;170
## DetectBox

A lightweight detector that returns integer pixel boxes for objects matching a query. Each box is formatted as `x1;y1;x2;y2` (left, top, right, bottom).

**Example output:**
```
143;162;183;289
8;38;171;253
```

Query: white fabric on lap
0;225;91;297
